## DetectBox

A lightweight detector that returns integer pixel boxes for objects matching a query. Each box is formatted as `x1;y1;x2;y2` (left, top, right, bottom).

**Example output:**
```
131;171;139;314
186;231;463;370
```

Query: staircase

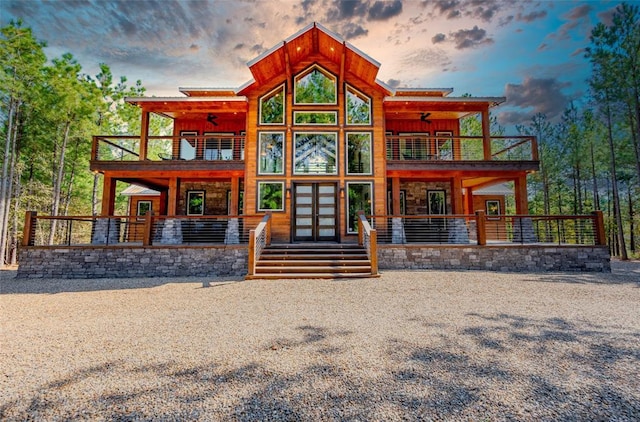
246;243;377;279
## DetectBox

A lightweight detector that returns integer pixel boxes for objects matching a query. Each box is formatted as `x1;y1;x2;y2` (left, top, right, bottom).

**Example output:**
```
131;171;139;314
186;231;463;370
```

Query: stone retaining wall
378;245;611;272
17;246;248;279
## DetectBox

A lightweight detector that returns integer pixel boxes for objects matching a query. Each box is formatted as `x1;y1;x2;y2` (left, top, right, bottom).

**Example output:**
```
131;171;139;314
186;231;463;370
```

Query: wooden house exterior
90;23;538;244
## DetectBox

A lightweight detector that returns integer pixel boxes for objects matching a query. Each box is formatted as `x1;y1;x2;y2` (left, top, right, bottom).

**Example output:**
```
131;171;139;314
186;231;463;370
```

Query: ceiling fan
207;113;218;126
420;112;432;124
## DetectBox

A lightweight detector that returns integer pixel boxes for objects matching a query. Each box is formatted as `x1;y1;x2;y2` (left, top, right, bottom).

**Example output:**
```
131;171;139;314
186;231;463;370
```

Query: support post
247;229;256;276
142;211;153;246
370;229;378;275
101;176;116;216
22;211;37;247
139;111;149;161
476;210;487;246
593;210;606;246
392;177;401;215
481;105;491;161
167;178;179;216
514;175;529;215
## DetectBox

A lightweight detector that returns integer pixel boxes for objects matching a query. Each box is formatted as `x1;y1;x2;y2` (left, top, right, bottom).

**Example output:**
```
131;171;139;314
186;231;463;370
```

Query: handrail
247;213;271;276
357;211;378;275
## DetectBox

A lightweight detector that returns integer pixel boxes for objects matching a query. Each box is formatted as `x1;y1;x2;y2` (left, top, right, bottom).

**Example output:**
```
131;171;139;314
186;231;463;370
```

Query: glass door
293;183;337;242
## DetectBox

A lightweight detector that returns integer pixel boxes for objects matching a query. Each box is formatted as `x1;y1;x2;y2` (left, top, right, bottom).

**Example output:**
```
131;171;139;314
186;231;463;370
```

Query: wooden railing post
266;212;272;245
475;210;487;246
247;229;256;276
593;210;606;246
357;211;364;245
369;229;378;275
142;211;153;246
22;211;37;247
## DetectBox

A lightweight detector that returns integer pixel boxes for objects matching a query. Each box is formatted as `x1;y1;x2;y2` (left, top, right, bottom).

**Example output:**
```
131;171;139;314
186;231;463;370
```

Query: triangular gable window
294;65;337;105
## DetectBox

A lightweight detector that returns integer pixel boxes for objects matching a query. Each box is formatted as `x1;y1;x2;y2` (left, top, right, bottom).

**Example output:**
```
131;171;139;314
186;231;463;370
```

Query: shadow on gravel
0;272;243;294
3;319;639;421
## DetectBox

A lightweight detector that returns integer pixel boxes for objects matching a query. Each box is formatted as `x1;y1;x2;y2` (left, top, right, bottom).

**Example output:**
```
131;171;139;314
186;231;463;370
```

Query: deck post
266;212;272;245
22;211;37;247
142;211;153;246
370;229;378;275
247;229;256;276
481;105;491;160
475;210;487;246
593;210;606;246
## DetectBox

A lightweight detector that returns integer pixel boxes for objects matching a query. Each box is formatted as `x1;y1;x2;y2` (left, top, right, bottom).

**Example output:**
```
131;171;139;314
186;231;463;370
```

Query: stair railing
248;213;271;277
357;211;379;276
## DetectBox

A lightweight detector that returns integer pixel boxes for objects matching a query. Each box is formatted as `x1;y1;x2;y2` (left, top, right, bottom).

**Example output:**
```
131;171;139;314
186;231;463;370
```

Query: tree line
1;4;639;265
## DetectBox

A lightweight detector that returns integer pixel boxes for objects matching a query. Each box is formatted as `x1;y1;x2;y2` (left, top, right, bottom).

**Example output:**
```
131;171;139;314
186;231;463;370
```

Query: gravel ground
1;261;639;421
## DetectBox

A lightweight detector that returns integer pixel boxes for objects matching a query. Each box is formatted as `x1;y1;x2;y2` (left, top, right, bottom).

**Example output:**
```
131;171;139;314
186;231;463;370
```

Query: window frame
186;190;205;216
259;84;286;125
346;181;373;234
257;131;285;175
293;65;337;105
257;181;285;212
293;131;338;176
293;111;338;125
345;84;372;126
345;132;373;175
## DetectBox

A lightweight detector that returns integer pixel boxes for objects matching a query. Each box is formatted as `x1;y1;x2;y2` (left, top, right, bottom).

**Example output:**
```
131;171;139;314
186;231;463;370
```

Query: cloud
368;0;403;21
450;26;493;49
503;77;571;122
516;10;547;23
386;78;401;88
547;4;594;41
432;33;446;44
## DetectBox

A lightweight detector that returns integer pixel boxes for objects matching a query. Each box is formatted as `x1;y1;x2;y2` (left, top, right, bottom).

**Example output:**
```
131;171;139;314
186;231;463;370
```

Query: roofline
384;96;506;106
178;87;239;95
394;88;454;96
126;96;248;104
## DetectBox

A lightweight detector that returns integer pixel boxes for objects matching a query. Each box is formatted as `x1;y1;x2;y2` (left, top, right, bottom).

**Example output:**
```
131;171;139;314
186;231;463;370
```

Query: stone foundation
378;245;611;272
17;246;248;279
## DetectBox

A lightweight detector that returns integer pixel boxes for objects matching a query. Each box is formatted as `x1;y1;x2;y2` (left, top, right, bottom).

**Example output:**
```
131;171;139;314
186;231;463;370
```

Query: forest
1;3;639;266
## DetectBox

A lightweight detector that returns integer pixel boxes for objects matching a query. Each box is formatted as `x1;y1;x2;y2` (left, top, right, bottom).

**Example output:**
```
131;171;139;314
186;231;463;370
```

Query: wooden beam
101;176;116;216
451;176;463;214
230;176;240;215
392;177;401;215
481;105;491;161
167;178;180;215
514;175;528;214
140;111;150;161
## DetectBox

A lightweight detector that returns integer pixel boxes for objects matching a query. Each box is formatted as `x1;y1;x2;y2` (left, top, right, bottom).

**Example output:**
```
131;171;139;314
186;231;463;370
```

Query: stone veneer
17;246;247;279
378;245;611;272
16;244;610;279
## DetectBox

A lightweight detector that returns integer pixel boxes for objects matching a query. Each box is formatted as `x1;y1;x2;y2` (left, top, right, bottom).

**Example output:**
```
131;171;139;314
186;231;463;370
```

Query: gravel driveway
1;261;639;421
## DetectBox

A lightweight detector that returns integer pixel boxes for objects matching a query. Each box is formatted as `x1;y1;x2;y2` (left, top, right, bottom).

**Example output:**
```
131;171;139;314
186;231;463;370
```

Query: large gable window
260;84;285;125
294;66;337;105
294;132;337;175
346;85;371;125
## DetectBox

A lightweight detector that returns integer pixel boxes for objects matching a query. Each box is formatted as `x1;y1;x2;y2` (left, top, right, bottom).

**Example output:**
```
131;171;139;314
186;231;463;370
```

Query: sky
1;0;622;127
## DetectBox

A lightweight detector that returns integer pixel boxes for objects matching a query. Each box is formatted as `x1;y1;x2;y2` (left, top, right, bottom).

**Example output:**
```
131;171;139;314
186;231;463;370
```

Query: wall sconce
340;187;345;199
286;187;291;199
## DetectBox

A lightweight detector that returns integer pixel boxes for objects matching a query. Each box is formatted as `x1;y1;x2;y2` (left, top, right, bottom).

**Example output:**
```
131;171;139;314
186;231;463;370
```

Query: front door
293;183;338;242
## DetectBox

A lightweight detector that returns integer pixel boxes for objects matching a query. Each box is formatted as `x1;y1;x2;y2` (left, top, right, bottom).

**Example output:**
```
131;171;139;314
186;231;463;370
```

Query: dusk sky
2;1;622;127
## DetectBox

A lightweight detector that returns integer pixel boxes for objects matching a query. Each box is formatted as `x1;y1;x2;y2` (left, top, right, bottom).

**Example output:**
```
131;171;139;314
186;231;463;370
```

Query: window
257;182;284;212
136;200;152;219
486;200;501;219
294;66;337;105
346;132;372;175
187;191;205;215
294;132;337;175
427;190;446;215
258;132;284;175
294;111;337;125
346;85;371;125
346;182;372;234
260;84;285;125
204;133;234;160
180;131;197;160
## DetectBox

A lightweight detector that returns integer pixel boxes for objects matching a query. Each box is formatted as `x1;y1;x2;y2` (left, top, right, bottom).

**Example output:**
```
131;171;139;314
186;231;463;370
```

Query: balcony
385;134;539;172
90;134;246;173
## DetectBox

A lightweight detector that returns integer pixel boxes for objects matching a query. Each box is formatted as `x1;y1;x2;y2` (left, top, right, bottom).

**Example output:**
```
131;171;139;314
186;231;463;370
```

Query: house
92;23;538;245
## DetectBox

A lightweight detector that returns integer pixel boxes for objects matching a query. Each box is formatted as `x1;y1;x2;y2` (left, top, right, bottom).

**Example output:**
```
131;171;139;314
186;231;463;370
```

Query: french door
293;183;338;242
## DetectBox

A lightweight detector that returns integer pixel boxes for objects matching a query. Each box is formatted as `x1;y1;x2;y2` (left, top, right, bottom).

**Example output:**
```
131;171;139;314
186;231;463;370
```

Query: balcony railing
92;135;246;162
21;212;264;247
367;212;605;246
385;135;538;161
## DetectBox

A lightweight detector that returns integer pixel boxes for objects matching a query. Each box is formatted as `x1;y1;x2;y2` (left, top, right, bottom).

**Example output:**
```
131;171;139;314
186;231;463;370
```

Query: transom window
346;85;371;125
294;66;337;105
294;132;337;175
260;84;285;125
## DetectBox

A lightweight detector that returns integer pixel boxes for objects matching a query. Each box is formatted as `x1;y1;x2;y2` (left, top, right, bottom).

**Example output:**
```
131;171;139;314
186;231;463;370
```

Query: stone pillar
391;217;405;244
91;218;121;244
159;218;183;244
447;218;470;244
225;218;240;244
